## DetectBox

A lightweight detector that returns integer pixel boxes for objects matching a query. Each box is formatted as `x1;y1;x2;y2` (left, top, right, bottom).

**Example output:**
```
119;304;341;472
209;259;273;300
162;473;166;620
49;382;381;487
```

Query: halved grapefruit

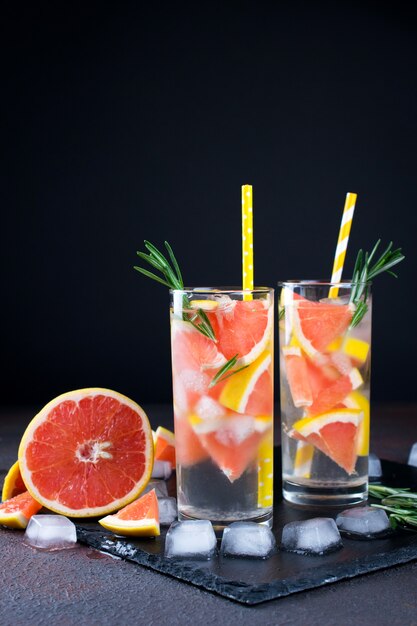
99;488;160;537
18;389;154;518
291;408;363;474
0;491;43;529
2;461;26;501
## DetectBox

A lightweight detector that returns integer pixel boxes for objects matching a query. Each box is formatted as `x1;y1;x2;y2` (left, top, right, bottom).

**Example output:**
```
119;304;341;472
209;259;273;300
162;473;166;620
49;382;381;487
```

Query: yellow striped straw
329;192;357;298
242;184;254;300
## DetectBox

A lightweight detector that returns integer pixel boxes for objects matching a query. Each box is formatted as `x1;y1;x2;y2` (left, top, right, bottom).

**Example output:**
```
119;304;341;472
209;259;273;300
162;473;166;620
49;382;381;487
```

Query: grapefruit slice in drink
215;299;273;365
18;388;154;518
307;368;363;416
195;411;271;482
343;391;370;456
219;351;273;415
0;491;43;529
293;298;353;357
291;408;363;474
282;346;313;408
174;412;209;466
2;461;26;501
99;489;160;537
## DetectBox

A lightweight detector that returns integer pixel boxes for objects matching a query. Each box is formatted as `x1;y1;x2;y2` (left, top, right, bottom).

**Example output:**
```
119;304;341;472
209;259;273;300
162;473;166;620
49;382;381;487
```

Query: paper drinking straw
328;192;357;298
242;184;254;300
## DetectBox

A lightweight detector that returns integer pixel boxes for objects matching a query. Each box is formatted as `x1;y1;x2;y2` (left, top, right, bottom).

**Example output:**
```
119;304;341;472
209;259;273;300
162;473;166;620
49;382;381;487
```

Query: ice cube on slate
336;506;390;535
408;442;417;468
143;479;169;498
159;497;178;525
220;522;276;558
24;515;77;550
165;520;217;559
281;518;343;555
368;453;382;479
152;460;172;480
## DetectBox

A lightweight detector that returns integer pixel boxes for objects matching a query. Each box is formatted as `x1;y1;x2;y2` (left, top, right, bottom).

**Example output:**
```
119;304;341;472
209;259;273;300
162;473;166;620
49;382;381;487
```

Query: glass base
178;507;273;532
283;479;368;508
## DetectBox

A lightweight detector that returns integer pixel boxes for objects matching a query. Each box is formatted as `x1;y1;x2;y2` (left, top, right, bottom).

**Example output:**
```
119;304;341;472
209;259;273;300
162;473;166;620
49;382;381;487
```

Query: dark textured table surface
1;403;416;626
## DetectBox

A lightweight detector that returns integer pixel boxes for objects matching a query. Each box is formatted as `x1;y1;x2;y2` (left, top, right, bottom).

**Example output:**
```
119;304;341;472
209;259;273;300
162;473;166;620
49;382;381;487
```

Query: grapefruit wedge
18;388;154;518
215;299;273;365
154;426;176;465
0;491;43;529
293;298;353;357
99;489;160;537
291;408;363;474
2;461;26;501
219;351;273;415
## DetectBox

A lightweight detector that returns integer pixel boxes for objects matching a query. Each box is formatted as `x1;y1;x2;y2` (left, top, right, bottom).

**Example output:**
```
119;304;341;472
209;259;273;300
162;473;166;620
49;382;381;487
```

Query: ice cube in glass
159;497;177;526
408;442;417;468
368;453;382;479
24;515;77;550
336;506;390;536
281;517;342;555
164;520;216;559
143;479;169;498
220;522;276;558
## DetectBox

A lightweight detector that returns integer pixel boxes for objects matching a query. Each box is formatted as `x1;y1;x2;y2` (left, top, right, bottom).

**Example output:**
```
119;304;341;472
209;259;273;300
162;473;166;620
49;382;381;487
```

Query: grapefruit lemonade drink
134;185;274;527
278;192;404;506
279;280;371;506
171;287;274;526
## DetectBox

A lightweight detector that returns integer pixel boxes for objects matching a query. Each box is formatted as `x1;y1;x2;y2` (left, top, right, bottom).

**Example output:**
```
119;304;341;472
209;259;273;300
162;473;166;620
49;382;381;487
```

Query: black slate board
76;450;417;605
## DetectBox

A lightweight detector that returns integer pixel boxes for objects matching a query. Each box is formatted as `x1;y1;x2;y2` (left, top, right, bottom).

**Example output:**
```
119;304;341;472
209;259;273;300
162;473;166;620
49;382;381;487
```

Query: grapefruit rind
98;489;160;537
343;391;370;456
292;408;363;437
2;460;26;501
18;388;154;518
98;516;160;536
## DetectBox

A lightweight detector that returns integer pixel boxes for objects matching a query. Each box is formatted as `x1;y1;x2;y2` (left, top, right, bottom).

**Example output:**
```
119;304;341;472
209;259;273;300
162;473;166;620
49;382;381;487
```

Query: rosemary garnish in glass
349;240;405;327
369;485;417;531
209;355;249;388
134;240;245;384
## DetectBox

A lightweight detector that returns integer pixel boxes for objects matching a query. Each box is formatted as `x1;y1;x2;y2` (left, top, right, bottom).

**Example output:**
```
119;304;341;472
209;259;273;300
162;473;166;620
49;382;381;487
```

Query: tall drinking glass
278;281;371;506
170;287;274;528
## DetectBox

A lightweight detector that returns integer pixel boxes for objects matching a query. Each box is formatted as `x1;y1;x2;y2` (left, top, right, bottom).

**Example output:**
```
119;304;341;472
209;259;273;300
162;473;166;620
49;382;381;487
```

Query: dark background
2;2;416;410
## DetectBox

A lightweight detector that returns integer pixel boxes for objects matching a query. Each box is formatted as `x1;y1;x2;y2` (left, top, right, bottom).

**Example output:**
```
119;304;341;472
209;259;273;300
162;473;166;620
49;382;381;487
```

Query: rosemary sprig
134;240;216;341
349;240;405;327
209;354;249;388
134;240;184;290
369;485;417;531
186;307;217;342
